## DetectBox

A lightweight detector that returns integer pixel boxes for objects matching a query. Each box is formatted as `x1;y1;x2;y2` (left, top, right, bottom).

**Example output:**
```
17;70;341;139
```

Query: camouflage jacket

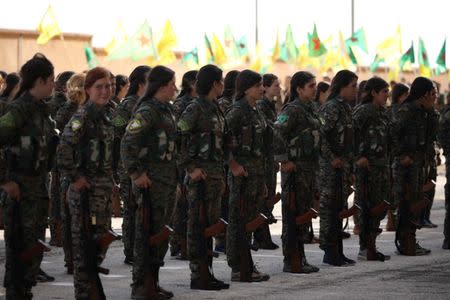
47;92;68;120
391;101;429;163
111;95;139;140
0;92;58;180
438;104;450;156
55;100;78;132
172;94;195;121
217;96;232;115
57;100;115;181
120;97;177;183
177;97;225;177
274;98;320;165
318;97;354;163
225;98;267;175
353;103;390;165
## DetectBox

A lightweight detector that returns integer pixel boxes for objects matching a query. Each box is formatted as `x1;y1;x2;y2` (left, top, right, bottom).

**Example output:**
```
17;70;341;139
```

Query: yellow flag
271;29;281;63
376;26;402;62
157;20;177;54
105;21;128;54
212;34;227;66
419;65;431;77
338;31;351;69
37;5;61;45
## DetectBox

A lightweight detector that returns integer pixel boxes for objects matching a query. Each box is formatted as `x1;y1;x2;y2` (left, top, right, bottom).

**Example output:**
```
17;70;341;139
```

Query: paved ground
1;168;450;299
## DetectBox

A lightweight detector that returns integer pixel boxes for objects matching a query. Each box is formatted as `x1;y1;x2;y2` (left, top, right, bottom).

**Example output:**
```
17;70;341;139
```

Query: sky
1;0;449;67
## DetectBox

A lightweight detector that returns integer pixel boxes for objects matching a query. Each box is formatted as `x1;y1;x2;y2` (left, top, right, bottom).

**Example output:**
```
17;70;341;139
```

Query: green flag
182;47;199;69
83;43;99;69
307;24;327;57
399;43;415;71
280;24;298;62
108;20;157;61
204;34;214;63
370;54;385;72
346;44;358;65
237;36;249;62
345;28;368;53
418;38;431;77
224;25;240;60
436;39;446;74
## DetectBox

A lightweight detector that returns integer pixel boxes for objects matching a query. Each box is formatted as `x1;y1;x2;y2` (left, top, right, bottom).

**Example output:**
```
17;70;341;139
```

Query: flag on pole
399;42;415;71
84;44;99;69
436;39;446;75
36;5;61;44
224;26;240;61
376;25;402;61
182;47;199;69
307;24;327;57
105;21;128;54
271;28;281;63
211;34;227;66
204;34;214;63
418;37;431;77
370;54;385;72
280;24;298;62
156;20;177;64
345;28;368;53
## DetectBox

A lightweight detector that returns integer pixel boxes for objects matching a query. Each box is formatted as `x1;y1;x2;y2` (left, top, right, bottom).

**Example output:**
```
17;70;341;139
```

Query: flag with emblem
182;47;199;69
108;20;157;61
370;54;385;72
308;24;327;57
345;28;368;53
436;39;446;75
399;42;415;71
224;25;240;61
36;5;62;45
105;21;128;54
156;20;177;64
280;24;298;62
211;34;227;66
418;37;431;77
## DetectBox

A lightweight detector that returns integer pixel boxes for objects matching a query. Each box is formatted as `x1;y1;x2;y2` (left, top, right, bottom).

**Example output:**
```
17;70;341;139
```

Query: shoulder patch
126;118;143;133
71;119;82;131
275;114;289;124
177;119;190;132
113;115;128;127
0;111;15;128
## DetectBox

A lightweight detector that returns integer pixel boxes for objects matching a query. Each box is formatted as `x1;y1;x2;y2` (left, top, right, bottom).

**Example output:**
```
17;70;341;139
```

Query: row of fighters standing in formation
1;52;448;300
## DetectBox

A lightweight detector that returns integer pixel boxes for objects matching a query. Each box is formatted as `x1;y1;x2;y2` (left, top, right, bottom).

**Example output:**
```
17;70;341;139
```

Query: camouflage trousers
226;172;265;271
281;165;315;262
355;165;388;249
132;178;176;288
422;161;437;222
170;180;188;255
2;175;49;297
68;176;112;299
187;176;223;279
119;172;136;260
318;161;352;250
49;170;62;235
391;160;423;245
444;159;450;239
60;175;72;269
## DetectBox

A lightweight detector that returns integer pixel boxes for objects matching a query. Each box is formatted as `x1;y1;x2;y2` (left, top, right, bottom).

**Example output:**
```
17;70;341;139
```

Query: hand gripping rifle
141;187;174;299
80;189;121;300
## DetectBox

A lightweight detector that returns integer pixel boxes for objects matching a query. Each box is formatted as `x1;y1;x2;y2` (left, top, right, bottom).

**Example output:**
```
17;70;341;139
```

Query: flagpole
255;0;259;47
351;0;355;34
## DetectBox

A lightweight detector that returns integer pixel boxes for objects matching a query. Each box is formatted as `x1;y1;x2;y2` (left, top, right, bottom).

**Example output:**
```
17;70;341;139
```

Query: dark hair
1;72;20;99
178;70;198;98
222;70;240;99
357;80;368;104
404;77;435;103
16;53;54;98
314;81;330;102
391;83;409;104
234;69;261;101
327;70;358;100
263;73;278;87
196;65;222;96
54;71;75;93
289;71;315;101
0;71;7;79
361;77;389;104
84;67;110;91
115;74;129;96
142;65;175;99
126;65;151;97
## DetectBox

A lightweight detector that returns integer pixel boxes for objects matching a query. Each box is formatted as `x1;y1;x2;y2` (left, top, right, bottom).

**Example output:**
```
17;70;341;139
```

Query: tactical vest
187;99;225;162
138;100;177;162
285;101;321;161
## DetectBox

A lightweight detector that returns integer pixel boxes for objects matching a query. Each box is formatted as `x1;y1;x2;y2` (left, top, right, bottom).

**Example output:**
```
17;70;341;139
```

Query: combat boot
386;209;396;232
322;247;343;266
251;265;270;282
442;239;450;249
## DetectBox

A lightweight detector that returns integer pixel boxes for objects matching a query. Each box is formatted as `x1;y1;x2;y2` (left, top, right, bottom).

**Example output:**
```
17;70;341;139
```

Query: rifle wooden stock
422;180;436;193
245;213;268;233
370;200;391;217
204;218;228;238
98;230;121;252
295;208;319;225
149;225;173;246
266;192;281;209
339;204;361;220
19;239;51;263
410;197;431;214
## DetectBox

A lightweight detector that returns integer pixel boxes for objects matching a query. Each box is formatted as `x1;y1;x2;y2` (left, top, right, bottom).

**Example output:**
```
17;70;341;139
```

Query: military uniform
58;100;115;299
391;101;430;255
169;93;195;258
120;97;177;295
318;97;354;265
111;94;139;262
0;92;57;299
217;96;232;115
54;100;79;273
225;98;269;280
438;105;450;247
274;98;320;272
353;103;390;259
177;97;227;285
